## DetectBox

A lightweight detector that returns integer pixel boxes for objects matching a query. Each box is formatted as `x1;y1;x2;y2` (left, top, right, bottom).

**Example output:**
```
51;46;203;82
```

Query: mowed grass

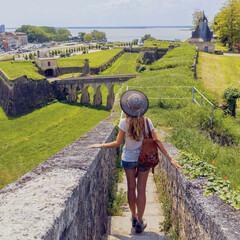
0;61;44;80
150;45;196;70
57;49;123;68
100;53;139;75
197;52;240;103
0;85;120;190
125;45;240;190
143;40;173;49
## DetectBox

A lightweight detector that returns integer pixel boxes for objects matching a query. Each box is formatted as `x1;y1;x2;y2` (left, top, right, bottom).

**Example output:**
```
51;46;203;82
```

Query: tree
91;30;107;42
132;39;139;45
78;32;86;40
214;0;240;50
29;52;33;59
84;33;93;42
25;55;28;60
192;9;202;30
141;34;152;43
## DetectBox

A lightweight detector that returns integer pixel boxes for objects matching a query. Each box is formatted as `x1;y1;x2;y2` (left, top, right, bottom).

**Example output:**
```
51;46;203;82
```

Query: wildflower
211;162;215;164
224;177;228;180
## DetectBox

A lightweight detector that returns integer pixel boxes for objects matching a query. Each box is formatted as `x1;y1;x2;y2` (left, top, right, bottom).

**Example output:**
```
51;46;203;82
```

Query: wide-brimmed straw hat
120;90;149;117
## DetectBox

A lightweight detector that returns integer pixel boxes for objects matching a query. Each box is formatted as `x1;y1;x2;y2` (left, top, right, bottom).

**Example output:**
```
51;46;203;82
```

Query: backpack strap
146;118;152;139
143;117;147;139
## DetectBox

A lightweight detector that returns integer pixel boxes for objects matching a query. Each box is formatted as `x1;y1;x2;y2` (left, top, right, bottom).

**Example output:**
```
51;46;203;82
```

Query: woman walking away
89;90;181;234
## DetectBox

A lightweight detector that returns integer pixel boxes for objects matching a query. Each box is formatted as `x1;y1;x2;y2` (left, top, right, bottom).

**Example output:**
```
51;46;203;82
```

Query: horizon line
6;25;192;29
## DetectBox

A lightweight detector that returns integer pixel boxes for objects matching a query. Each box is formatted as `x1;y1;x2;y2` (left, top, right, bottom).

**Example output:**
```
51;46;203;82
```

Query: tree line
214;0;240;50
16;25;71;43
78;30;107;42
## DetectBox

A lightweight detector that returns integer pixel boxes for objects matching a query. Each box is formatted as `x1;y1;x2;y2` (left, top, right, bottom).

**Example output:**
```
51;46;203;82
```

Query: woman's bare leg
136;170;149;223
125;169;137;218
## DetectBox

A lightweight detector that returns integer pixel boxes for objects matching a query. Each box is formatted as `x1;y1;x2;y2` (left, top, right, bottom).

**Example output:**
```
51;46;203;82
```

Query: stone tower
188;11;216;53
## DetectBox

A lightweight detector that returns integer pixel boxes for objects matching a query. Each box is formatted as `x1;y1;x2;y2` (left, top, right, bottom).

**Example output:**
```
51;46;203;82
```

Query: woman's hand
168;157;182;169
88;144;103;148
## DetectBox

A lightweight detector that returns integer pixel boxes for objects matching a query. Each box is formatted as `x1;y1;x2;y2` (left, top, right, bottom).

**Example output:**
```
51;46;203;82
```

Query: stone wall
0;74;13;114
0;71;55;116
58;66;85;75
158;143;240;240
0;118;116;240
142;48;168;62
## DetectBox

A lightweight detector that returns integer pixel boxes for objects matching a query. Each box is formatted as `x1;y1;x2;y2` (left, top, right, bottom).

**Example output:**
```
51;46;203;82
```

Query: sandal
135;219;147;233
132;217;138;227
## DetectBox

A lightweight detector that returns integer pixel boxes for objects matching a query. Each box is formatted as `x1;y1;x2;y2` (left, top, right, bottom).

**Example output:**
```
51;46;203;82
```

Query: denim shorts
121;148;150;172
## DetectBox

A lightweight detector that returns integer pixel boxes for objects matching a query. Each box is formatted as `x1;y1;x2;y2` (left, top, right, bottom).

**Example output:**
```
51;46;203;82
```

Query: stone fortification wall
124;47;142;53
0;74;13;114
0;118;116;240
159;143;240;240
58;66;85;75
0;71;54;116
142;48;168;62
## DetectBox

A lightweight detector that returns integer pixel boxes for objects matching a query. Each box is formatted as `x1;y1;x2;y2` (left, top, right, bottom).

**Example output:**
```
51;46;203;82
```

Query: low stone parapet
158;143;240;240
0;118;116;240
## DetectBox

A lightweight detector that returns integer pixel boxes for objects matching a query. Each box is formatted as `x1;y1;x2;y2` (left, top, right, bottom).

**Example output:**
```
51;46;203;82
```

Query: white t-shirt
118;117;154;151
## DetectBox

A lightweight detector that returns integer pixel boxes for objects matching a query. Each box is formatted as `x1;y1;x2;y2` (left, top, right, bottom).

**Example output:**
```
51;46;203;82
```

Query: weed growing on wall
107;125;127;216
178;152;240;210
153;170;180;239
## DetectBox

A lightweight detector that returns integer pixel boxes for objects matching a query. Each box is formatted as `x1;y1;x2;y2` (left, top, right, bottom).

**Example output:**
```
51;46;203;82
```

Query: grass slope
126;45;240;190
57;49;123;68
0;84;120;190
150;45;196;70
197;52;240;103
0;61;44;80
100;53;139;75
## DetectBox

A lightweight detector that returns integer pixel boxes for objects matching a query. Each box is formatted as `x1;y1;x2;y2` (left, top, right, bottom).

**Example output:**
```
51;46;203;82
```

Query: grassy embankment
0;61;44;80
125;45;240;191
57;48;123;68
143;40;175;48
100;52;139;75
0;85;120;190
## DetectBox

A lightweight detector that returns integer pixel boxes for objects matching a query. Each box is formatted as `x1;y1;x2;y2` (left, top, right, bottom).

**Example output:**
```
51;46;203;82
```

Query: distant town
0;24;28;53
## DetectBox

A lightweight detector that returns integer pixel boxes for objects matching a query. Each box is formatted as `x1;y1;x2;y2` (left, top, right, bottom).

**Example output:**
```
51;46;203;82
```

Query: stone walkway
106;172;168;240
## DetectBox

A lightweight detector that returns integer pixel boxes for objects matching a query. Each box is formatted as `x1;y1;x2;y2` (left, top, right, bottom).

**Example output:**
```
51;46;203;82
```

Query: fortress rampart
0;118;116;240
159;143;240;240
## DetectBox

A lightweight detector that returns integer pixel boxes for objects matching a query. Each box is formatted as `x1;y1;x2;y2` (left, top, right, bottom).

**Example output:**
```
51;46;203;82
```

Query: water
6;26;192;42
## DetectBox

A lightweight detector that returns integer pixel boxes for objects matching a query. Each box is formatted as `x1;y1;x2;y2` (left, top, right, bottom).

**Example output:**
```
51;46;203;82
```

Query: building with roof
0;32;28;51
188;11;216;53
0;25;5;33
34;51;58;77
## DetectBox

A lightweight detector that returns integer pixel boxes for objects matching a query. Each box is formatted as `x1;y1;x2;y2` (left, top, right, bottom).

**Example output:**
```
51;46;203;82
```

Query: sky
1;0;226;28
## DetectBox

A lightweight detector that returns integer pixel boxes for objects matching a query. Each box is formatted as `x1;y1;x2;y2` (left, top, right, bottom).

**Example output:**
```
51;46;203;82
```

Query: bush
137;65;146;72
223;88;240;117
135;63;141;71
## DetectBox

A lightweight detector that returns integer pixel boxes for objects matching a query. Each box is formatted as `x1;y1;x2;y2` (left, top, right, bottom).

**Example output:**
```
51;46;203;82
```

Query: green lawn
143;40;175;49
197;52;240;103
0;84;120;190
0;61;44;80
57;49;123;68
100;53;139;75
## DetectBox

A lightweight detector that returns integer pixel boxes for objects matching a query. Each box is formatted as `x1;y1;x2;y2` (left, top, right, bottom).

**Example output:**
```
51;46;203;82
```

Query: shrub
223;88;240;117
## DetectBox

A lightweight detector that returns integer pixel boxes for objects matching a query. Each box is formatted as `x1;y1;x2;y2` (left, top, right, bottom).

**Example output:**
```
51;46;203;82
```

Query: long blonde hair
126;115;144;141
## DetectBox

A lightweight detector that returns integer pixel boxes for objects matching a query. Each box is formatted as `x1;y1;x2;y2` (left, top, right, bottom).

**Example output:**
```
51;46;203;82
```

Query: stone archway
81;86;91;104
93;85;102;106
44;69;54;77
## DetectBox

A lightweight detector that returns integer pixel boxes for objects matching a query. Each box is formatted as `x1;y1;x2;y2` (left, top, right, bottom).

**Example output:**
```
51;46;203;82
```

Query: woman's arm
151;129;181;169
88;129;125;148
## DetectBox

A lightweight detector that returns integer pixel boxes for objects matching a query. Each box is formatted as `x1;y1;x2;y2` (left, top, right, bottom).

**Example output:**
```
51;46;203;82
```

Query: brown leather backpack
136;118;159;176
